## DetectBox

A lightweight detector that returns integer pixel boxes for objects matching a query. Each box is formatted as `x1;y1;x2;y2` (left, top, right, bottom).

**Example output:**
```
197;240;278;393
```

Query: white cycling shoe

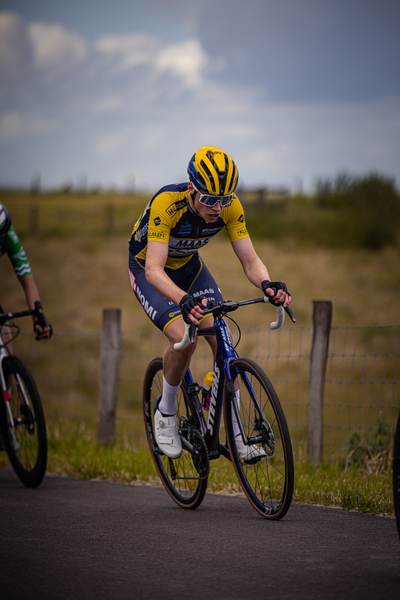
154;409;182;459
235;433;267;462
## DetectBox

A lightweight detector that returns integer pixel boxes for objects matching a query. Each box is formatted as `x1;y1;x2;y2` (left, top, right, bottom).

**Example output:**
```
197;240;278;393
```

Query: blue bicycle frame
183;316;238;460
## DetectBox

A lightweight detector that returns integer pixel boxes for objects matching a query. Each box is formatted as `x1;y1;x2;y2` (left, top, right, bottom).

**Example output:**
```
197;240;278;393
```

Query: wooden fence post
308;300;333;464
98;309;122;445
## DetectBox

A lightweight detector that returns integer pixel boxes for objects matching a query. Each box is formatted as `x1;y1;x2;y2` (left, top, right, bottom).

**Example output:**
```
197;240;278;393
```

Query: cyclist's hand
33;321;52;340
261;280;291;308
179;294;207;325
33;301;53;340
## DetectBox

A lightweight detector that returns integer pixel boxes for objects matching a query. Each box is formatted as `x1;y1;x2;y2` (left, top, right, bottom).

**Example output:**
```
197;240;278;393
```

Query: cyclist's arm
145;241;185;305
231;237;291;307
19;274;51;339
145;241;204;324
19;274;40;310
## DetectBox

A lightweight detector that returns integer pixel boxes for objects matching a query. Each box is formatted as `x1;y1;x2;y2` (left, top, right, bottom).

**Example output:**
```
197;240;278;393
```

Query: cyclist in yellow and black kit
129;146;291;459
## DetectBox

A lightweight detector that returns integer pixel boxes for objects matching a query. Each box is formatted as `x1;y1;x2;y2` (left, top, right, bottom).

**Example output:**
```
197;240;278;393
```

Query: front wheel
143;357;208;509
393;411;400;541
0;355;47;487
224;358;294;520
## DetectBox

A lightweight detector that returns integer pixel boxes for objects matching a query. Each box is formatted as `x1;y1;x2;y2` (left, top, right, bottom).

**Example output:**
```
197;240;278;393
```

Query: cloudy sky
0;0;399;193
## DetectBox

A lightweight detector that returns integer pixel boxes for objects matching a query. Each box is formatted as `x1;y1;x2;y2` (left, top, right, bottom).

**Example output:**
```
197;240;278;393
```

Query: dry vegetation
2;190;399;335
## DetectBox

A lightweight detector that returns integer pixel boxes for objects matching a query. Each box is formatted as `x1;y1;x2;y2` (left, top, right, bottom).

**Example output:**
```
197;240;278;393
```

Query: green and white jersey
0;226;32;278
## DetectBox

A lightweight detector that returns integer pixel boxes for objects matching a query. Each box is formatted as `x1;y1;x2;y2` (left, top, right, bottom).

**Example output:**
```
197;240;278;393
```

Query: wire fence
11;322;400;462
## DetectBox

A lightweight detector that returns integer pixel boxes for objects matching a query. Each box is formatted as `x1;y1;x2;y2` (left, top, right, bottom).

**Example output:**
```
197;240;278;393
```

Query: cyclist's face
188;182;223;222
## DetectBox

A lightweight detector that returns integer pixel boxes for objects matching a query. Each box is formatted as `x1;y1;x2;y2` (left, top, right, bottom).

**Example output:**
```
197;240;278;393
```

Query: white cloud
94;33;160;72
92;95;124;114
28;21;87;77
0;12;32;79
0;110;58;144
155;40;208;87
95;133;126;156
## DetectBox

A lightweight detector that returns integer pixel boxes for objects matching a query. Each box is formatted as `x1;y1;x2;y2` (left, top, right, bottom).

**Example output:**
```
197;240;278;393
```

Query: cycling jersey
129;182;249;270
0;226;32;278
129;251;224;332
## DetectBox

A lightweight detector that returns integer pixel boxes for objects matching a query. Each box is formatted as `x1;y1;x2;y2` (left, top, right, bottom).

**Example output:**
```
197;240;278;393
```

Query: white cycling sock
231;390;241;438
158;376;181;416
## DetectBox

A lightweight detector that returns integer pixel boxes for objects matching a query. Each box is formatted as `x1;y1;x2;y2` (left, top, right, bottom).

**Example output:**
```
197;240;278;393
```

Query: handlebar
0;301;53;340
173;296;295;352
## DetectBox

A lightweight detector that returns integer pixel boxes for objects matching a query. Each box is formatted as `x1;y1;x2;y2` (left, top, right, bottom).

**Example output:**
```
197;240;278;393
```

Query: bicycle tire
393;412;400;541
143;357;208;509
0;355;47;487
224;358;294;520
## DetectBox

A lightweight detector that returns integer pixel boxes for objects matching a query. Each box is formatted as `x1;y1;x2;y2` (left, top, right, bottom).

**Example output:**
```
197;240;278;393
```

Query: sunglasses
191;183;233;207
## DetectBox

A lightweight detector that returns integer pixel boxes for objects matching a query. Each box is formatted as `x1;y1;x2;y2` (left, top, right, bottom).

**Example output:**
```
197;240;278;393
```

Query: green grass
0;424;394;516
293;462;393;516
3;427;391;517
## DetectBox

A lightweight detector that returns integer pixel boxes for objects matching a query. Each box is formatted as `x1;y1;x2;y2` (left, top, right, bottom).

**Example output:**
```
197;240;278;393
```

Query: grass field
2;190;400;334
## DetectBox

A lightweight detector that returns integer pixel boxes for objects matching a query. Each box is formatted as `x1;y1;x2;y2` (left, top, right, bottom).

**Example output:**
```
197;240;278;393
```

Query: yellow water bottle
201;371;214;411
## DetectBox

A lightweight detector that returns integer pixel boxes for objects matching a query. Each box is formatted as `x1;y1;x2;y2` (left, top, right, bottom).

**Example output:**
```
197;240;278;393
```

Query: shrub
345;418;393;471
316;172;400;249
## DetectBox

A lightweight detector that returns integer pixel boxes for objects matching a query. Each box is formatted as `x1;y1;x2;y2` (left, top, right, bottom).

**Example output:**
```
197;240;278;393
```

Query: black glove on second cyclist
179;294;205;324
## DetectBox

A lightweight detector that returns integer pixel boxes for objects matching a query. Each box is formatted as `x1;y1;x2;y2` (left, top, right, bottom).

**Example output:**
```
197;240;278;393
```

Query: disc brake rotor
261;420;275;456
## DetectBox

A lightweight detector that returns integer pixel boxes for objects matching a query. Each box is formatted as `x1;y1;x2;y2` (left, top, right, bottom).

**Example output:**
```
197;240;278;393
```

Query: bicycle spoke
224;358;294;519
0;356;47;487
143;358;208;509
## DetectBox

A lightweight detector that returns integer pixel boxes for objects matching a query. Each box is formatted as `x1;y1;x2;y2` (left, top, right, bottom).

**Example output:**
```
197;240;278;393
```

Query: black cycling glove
261;280;289;306
179;294;205;324
262;279;296;323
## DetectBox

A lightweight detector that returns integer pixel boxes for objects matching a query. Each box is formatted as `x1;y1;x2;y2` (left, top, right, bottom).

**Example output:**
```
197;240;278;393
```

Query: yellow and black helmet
187;146;239;196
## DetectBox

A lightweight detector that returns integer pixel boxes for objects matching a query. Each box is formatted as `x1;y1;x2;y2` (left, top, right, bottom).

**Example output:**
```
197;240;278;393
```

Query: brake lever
267;287;296;323
284;305;296;323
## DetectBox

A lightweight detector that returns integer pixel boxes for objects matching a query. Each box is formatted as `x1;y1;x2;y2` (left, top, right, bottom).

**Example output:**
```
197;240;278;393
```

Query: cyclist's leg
163;318;197;387
129;255;201;457
184;261;248;443
143;356;208;509
149;252;217;403
186;256;224;365
154;320;199;456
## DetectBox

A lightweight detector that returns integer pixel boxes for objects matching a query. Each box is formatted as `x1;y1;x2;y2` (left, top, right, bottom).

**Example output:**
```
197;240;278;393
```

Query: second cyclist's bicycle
0;301;52;488
393;411;400;541
143;297;295;520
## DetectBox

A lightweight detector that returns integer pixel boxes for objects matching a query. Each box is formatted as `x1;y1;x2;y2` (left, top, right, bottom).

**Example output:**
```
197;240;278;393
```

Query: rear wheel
224;358;294;519
143;357;208;509
0;355;47;487
393;412;400;541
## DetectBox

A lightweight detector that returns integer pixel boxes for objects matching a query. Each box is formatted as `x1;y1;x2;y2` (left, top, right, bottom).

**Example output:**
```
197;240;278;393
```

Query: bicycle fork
0;355;13;427
1;359;33;432
231;368;275;456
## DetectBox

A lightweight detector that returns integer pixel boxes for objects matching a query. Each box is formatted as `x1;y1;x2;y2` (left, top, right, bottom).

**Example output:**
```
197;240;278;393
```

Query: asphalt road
0;468;399;600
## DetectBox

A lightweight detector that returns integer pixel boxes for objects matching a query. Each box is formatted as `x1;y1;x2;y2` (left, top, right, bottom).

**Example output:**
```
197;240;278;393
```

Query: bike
143;297;295;520
0;301;52;488
393;411;400;541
